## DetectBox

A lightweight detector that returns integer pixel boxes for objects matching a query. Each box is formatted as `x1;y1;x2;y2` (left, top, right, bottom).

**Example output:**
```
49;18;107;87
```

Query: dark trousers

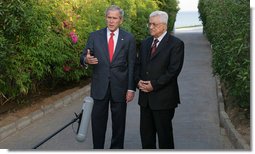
140;106;175;149
91;86;127;149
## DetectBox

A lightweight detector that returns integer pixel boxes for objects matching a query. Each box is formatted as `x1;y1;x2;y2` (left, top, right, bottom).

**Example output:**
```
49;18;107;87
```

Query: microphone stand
32;112;82;149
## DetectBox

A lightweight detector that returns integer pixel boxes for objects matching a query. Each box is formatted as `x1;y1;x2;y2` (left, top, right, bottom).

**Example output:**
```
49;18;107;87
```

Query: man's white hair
149;11;168;24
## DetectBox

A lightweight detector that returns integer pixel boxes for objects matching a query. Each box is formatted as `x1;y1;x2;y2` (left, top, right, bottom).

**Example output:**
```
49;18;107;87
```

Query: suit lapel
146;37;154;62
100;28;110;63
112;29;124;62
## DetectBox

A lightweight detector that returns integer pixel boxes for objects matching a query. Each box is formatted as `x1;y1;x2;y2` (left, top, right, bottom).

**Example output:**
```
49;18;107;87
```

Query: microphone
76;96;94;142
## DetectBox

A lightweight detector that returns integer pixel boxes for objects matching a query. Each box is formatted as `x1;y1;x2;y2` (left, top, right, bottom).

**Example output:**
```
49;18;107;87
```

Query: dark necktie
151;39;159;57
108;32;114;62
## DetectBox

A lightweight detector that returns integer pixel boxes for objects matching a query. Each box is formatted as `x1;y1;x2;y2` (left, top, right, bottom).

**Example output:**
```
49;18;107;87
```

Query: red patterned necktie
151;39;159;57
108;32;114;62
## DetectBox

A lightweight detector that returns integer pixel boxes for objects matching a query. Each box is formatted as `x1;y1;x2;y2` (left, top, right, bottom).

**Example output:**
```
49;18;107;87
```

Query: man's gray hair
105;5;124;19
150;11;168;24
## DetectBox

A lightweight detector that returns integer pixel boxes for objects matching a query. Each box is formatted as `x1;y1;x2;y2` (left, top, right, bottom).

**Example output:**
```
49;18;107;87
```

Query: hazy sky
178;0;199;12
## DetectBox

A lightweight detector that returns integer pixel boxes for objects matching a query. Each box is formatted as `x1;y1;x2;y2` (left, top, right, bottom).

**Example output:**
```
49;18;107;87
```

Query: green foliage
198;0;250;108
129;0;159;47
157;0;180;31
0;0;179;104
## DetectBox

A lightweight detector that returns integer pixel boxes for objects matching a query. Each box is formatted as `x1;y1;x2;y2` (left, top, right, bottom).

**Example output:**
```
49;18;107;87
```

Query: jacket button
146;72;149;75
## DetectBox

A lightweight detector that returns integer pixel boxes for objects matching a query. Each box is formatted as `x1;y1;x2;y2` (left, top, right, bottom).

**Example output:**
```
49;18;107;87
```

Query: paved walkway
173;27;233;149
0;27;235;150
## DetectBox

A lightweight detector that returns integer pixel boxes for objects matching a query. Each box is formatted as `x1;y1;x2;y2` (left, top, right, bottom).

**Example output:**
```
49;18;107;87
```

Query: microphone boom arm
32;112;82;149
32;96;93;149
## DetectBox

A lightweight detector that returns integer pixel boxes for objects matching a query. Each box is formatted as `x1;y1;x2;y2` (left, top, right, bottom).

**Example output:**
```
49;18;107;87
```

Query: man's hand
85;49;98;64
138;80;153;93
126;91;135;103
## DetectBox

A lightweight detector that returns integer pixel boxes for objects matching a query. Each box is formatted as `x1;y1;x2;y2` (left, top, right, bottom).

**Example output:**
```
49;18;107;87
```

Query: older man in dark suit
80;5;136;149
135;10;184;149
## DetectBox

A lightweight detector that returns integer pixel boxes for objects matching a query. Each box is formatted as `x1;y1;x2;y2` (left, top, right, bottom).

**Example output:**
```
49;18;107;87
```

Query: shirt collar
107;28;119;36
154;31;167;43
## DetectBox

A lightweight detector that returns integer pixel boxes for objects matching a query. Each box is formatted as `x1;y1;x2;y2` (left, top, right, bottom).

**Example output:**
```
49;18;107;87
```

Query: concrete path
0;26;234;150
173;27;233;149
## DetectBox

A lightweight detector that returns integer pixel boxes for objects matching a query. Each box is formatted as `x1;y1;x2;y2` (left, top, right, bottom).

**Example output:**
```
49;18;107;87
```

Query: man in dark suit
135;10;184;149
80;5;136;149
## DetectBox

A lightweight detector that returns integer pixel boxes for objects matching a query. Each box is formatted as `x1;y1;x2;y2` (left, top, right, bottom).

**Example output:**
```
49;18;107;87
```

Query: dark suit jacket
135;32;184;110
80;28;136;102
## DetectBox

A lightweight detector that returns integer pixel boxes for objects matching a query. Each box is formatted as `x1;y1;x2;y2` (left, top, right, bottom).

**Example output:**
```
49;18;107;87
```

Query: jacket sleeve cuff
151;80;160;91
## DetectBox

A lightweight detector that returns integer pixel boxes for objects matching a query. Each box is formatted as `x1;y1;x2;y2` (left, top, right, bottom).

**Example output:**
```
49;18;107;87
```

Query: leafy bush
198;0;250;108
0;0;88;100
157;0;179;31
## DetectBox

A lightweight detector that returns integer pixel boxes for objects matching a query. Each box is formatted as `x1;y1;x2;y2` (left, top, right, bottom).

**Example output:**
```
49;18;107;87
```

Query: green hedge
157;0;179;31
198;0;250;108
0;0;178;104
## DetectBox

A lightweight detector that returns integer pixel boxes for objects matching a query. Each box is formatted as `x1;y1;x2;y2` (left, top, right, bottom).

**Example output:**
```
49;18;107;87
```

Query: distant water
174;11;202;28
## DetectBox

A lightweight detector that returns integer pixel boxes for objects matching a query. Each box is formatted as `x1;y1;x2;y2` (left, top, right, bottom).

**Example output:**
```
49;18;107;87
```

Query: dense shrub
157;0;179;31
1;0;87;99
198;0;250;108
0;0;178;104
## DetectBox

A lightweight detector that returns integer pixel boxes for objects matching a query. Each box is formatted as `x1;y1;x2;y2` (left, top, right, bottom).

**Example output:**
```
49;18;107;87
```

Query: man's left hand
126;91;135;103
138;80;153;93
